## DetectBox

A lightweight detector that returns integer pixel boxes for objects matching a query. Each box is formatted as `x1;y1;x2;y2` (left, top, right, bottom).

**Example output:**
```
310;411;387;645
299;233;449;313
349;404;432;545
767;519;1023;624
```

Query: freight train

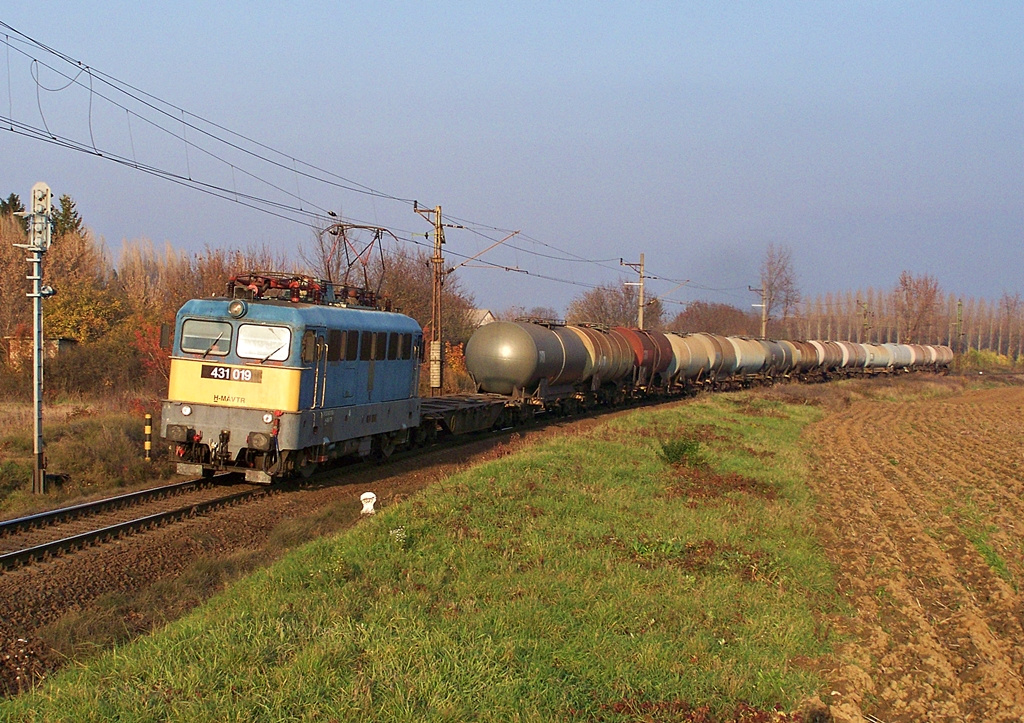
161;273;953;482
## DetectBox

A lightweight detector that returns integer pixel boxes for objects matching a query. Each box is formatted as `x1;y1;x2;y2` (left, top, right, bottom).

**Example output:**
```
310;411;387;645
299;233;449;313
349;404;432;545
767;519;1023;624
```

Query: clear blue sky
2;2;1022;317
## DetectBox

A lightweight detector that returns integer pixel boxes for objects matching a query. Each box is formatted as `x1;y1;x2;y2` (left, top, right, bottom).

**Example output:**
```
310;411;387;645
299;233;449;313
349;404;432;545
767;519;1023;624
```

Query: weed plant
2;392;837;721
658;435;706;467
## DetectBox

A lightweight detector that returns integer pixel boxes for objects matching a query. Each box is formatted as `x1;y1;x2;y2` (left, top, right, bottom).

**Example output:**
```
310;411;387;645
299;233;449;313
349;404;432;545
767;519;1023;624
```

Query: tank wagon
163;280;954;482
464;319;954;402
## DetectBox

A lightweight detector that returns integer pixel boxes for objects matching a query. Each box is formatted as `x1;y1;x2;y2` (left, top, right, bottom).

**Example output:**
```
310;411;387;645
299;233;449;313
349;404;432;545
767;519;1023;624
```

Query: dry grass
0;400;176;518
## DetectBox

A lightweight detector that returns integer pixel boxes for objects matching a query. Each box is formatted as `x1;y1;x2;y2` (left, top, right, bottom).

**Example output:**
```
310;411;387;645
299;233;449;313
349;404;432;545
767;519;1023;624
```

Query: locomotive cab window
387;333;399;360
360;331;373;361
237;324;291;362
399;333;412;360
300;330;317;363
375;332;388;361
181;319;232;356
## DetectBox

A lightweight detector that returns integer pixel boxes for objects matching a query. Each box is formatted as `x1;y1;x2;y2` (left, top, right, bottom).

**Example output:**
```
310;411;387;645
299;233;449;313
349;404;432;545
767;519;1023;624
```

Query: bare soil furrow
812;384;1024;722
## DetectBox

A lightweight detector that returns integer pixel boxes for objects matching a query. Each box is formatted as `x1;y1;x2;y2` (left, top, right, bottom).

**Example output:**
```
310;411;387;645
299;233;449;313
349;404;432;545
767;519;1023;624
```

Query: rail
0;477;221;538
0;477;265;571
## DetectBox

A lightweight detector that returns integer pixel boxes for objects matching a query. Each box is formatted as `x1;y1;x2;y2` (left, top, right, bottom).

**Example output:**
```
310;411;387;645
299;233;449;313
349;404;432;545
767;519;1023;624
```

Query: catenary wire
1;22;704;307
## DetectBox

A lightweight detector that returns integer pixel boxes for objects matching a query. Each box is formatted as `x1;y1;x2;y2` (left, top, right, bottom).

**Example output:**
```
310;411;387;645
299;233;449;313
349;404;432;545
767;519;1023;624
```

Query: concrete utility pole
857;300;872;343
956;298;964;363
750;285;767;339
621;253;646;330
413;204;462;397
13;182;55;494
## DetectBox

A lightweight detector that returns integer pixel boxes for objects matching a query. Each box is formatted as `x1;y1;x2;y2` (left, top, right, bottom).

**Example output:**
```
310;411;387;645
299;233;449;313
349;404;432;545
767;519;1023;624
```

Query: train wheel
372;434;397;464
293;450;318;479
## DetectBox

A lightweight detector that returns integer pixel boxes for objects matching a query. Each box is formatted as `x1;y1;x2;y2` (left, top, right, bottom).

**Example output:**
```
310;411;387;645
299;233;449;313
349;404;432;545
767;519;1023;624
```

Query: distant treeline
1;194;1020;402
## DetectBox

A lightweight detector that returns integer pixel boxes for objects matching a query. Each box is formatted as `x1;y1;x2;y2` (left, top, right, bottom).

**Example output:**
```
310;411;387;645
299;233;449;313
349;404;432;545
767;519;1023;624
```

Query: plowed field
809;381;1024;722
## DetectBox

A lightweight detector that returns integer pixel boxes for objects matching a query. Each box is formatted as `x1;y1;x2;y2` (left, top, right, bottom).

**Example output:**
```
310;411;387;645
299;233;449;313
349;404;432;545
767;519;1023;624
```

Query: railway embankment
6;375;1022;721
2;390;835;721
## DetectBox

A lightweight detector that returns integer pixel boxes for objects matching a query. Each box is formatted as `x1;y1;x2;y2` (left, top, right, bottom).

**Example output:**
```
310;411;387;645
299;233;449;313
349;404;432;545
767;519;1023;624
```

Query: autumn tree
366;245;476;343
759;243;800;336
44;228;125;342
892;271;942;344
668;301;757;336
0;214;31;339
116;239;190;322
566;281;665;329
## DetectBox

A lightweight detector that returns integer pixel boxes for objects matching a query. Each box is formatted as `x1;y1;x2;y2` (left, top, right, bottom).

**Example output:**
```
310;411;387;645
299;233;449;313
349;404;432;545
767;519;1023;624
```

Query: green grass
1;392;837;722
658;435;706;468
949;498;1016;590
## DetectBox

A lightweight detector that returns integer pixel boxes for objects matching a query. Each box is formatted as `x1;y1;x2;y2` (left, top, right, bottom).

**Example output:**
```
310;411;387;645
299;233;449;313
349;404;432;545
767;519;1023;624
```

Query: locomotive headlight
181;405;193;416
227;299;248;318
262;412;274;424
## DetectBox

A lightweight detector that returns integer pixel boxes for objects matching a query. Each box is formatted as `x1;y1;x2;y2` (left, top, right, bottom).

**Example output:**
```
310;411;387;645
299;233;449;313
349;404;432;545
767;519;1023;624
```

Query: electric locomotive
161;273;423;482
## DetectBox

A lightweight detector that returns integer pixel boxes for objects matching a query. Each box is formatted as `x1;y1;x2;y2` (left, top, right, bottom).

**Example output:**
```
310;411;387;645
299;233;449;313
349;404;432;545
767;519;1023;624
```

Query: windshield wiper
202;332;225;358
259;343;286;364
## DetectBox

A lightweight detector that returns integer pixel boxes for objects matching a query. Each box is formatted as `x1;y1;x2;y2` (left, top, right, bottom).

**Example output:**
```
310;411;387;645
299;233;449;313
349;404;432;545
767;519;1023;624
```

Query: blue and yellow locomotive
161;273;423;482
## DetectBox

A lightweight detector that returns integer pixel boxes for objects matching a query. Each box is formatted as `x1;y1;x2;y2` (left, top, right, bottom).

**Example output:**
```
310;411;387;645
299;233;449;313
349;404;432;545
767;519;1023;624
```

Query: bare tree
301;221;351;283
892;271;942;344
366;245;476;343
759;243;801;333
998;292;1022;357
498;305;561;322
566;281;664;329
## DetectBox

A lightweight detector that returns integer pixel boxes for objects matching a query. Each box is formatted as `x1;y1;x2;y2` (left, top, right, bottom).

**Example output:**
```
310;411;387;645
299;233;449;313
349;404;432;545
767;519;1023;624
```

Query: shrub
47;335;147;399
659;436;706;467
960;348;1013;372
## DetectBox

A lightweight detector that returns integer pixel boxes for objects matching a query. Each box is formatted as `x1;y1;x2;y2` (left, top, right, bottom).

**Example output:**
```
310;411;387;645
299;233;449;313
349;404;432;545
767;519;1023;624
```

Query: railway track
0;401;603;573
0;396;635;573
0;476;269;571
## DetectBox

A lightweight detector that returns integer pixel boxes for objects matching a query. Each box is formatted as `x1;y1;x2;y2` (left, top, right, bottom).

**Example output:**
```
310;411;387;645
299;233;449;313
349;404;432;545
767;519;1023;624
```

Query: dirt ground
808;380;1024;722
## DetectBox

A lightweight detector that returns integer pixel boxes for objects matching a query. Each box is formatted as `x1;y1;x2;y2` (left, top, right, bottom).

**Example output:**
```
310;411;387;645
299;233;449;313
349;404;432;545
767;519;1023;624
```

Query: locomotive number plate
201;365;263;383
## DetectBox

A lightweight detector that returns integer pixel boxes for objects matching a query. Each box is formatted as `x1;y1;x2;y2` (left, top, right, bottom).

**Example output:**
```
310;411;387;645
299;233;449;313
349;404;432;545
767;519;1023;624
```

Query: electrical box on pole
13;182;54;494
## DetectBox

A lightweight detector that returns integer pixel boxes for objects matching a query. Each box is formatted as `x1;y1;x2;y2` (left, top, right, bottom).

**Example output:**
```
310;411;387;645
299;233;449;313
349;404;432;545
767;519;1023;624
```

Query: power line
1;21;712;304
0;23;417;206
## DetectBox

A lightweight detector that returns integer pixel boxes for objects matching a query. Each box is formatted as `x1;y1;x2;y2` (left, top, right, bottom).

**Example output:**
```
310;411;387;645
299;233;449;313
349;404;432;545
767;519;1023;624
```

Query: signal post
13;182;56;494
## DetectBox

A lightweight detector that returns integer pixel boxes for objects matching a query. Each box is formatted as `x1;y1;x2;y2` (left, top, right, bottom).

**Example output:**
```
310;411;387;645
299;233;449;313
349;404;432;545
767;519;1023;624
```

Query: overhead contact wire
2;21;698;302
